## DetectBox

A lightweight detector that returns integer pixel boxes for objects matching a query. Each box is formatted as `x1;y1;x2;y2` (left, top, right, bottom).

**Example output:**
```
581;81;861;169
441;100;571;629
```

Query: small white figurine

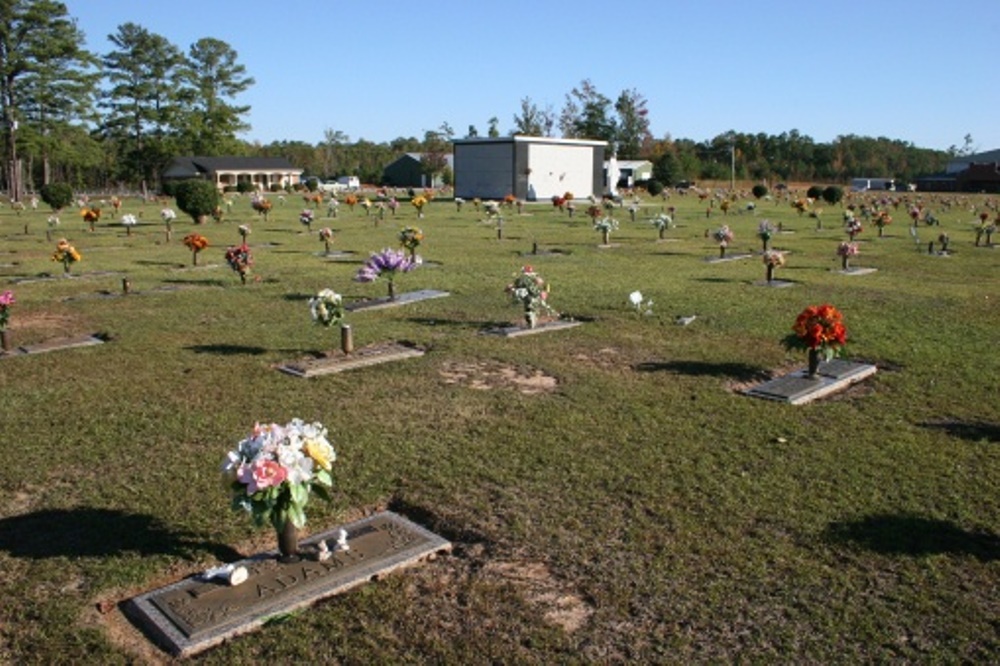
200;563;248;586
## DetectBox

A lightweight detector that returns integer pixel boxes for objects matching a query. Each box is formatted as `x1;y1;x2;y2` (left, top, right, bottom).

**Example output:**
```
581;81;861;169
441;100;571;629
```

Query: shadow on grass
825;514;1000;561
919;419;1000;443
388;495;491;547
634;360;764;381
134;260;184;267
185;343;268;356
0;508;242;561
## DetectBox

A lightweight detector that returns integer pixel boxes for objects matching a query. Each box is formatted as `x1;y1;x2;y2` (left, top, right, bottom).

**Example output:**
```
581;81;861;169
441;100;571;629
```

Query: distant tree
0;0;96;200
559;79;616;144
752;184;768;199
321;128;349;177
487;116;500;137
822;185;844;206
614;88;651;159
512;97;553;136
466;124;478;138
646;179;664;196
652;151;679;186
39;181;73;211
100;22;187;191
806;185;824;200
174;178;219;224
178;37;254;155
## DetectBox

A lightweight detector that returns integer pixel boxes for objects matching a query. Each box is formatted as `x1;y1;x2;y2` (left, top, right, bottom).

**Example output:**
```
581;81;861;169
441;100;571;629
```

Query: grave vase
387;280;397;301
276;519;300;563
766;264;775;283
525;310;537;329
807;349;821;378
841;256;850;271
1;329;9;352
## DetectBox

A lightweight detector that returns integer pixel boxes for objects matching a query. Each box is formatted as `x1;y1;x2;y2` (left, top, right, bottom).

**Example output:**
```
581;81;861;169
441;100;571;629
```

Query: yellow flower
304;437;335;470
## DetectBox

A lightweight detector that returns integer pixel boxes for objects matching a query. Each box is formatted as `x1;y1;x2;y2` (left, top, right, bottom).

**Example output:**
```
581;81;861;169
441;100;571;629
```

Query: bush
646;179;664;196
39;183;74;211
174;179;220;224
806;185;824;200
822;185;844;206
752;184;768;199
236;181;255;194
223;185;238;193
269;183;282;193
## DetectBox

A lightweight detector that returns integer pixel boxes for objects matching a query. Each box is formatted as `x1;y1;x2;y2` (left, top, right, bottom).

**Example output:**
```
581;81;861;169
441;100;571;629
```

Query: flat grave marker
483;319;582;338
743;358;877;405
345;289;449;313
124;511;451;658
277;341;424;377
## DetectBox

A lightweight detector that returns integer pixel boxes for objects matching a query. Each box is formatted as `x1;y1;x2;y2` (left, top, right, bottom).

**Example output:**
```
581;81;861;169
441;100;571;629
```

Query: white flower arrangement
629;290;654;316
309;288;345;328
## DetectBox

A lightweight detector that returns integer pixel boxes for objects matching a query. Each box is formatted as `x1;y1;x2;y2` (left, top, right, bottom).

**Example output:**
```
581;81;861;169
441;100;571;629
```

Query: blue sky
66;0;1000;152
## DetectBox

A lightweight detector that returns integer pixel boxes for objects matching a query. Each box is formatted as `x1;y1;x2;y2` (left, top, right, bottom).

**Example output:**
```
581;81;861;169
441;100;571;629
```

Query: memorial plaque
743;361;877;405
277;342;424;377
0;333;105;357
705;253;752;263
125;511;451;657
346;289;449;312
483;319;582;338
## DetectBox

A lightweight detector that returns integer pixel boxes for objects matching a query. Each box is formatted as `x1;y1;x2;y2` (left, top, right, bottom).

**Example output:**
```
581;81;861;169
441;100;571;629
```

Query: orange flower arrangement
183;233;209;265
785;304;847;356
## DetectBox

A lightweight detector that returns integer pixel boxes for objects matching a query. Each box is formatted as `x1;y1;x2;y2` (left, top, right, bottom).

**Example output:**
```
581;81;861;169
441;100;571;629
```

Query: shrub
269;183;282;193
646;179;664;196
806;185;824;200
174;179;220;224
751;184;768;199
822;185;844;206
236;181;255;194
39;183;74;211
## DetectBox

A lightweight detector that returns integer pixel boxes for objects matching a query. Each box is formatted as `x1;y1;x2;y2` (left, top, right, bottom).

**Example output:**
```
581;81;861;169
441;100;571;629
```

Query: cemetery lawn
0;189;997;663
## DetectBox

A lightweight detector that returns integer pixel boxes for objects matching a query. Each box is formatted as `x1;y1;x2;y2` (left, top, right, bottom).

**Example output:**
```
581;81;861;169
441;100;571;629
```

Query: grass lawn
0;187;997;663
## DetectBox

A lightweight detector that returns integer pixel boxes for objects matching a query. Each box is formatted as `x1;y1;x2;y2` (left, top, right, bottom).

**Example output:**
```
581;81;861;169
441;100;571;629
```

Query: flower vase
239;272;247;285
766;265;775;283
525;311;537;329
388;280;397;301
807;349;821;378
878;226;884;237
602;230;610;245
1;330;9;352
192;251;199;266
324;240;331;255
841;256;849;271
276;520;300;563
719;246;726;259
762;239;770;252
659;227;666;240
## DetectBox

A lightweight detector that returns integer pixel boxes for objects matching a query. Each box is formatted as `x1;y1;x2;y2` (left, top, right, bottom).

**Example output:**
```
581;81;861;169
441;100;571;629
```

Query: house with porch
162;156;303;191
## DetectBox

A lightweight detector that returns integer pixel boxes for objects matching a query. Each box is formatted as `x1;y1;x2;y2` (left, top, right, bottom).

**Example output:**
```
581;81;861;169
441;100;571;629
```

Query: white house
453;136;607;201
605;159;653;189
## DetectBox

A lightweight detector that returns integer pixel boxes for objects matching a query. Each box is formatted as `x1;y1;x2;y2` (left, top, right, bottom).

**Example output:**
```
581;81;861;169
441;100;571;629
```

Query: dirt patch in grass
438;360;558;394
7;312;83;337
480;559;593;633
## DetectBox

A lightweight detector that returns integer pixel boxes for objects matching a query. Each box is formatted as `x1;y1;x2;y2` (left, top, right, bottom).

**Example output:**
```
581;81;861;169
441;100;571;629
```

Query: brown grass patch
438;360;558;394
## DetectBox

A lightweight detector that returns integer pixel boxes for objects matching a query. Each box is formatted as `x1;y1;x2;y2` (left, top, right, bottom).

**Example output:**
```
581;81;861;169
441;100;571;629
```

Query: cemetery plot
482;319;582;337
743;359;877;404
124;512;451;658
0;333;106;357
276;341;425;377
345;289;449;312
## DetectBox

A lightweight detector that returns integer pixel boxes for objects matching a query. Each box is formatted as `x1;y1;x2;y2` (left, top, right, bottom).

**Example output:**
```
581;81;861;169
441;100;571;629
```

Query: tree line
0;1;953;200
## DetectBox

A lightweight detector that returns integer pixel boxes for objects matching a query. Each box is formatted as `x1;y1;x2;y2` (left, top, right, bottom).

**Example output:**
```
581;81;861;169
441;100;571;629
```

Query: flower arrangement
784;303;848;375
238;224;251;241
762;250;785;282
299;209;315;231
110;196;121;216
326;197;339;218
183;233;209;266
455;197;465;211
51;239;81;273
212;205;225;223
837;241;859;270
551;195;565;210
388;197;399;215
411;195;427;218
251;197;272;219
503;194;516;207
627;203;639;222
121;213;138;236
757;219;776;251
713;225;733;257
506;265;555;328
361;198;372;215
46;215;59;241
81;205;101;231
344;194;358;211
224;243;253;283
318;227;334;254
221;419;336;559
161;207;176;231
398;226;424;258
0;289;12;353
845;217;863;240
650;213;673;239
628;290;653;316
594;216;619;244
354;248;420;300
309;288;345;328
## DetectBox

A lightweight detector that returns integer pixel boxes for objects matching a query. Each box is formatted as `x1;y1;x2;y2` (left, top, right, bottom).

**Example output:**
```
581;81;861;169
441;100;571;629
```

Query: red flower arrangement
785;303;847;355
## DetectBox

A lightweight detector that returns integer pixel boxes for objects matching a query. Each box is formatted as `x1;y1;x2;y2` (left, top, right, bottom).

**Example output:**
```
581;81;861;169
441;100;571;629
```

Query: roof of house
163;156;301;178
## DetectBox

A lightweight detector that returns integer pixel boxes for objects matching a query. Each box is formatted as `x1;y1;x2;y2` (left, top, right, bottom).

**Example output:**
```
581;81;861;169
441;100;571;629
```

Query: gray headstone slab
483;319;582;337
0;333;105;358
743;360;877;405
277;342;424;377
345;289;449;312
124;511;451;658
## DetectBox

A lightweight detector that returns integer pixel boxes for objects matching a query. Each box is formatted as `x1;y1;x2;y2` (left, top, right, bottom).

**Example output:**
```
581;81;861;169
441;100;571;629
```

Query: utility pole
730;143;735;192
